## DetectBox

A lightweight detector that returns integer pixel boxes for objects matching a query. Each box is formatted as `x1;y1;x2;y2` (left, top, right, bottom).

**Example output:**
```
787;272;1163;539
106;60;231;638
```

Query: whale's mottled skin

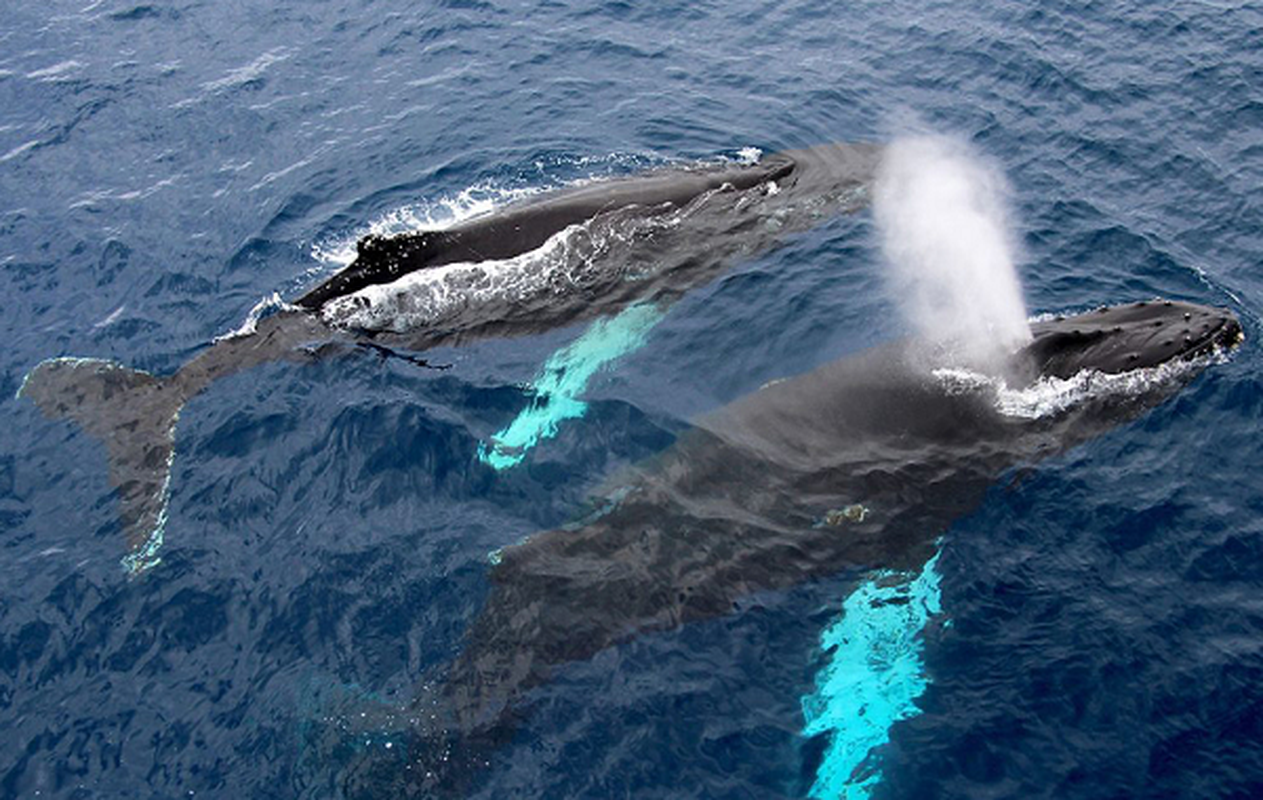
18;144;881;572
347;300;1241;797
295;155;797;310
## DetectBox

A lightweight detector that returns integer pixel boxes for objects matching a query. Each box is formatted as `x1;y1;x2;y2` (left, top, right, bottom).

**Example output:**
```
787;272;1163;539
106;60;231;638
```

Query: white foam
93;305;125;328
201;48;293;93
875;136;1031;372
933;348;1227;420
26;60;83;81
307;148;752;273
310;150;777;331
309;183;546;269
313;166;724;333
0;140;40;163
319;218;640;333
214;292;295;342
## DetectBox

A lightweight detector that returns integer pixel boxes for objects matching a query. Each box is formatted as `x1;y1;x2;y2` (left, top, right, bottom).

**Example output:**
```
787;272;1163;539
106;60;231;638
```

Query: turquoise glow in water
478;303;664;470
802;549;944;799
5;0;1262;794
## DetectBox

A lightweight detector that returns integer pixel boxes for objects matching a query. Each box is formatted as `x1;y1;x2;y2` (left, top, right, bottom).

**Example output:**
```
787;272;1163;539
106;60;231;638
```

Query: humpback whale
336;299;1241;797
17;144;880;573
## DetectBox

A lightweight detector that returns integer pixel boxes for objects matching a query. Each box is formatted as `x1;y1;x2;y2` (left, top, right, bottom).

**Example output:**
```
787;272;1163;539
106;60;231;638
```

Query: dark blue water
3;1;1262;797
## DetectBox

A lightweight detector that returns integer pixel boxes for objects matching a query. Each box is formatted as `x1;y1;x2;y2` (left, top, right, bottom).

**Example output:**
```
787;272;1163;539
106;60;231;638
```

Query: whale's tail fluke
19;357;186;574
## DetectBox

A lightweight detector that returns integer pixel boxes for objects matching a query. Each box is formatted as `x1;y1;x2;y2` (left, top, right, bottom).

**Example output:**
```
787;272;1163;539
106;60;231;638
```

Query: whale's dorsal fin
297;229;443;311
355;230;435;261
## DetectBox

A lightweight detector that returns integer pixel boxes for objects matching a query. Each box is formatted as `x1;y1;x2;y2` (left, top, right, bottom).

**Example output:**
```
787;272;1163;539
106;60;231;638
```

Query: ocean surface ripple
1;0;1261;797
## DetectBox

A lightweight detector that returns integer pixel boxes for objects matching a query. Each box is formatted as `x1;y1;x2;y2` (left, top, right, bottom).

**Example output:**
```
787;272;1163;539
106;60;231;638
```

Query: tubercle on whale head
1010;299;1243;385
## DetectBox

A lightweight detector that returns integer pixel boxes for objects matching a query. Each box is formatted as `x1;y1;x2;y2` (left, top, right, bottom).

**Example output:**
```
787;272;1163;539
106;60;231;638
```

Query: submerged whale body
18;144;879;573
338;299;1241;797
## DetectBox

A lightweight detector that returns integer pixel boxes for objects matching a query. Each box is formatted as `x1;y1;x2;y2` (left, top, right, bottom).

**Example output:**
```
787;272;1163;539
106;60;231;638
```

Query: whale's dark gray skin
295;156;796;310
1017;299;1237;380
344;300;1241;797
17;144;880;573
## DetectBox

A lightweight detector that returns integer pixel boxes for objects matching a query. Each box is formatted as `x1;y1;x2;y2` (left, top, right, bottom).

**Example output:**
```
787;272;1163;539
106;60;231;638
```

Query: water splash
214;292;293;342
478;303;664;470
933;342;1232;419
310;183;547;268
802;549;944;799
875;136;1030;371
320;220;623;334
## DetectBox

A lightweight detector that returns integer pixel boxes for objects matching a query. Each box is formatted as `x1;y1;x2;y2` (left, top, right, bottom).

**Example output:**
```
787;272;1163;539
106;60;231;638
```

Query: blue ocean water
2;1;1262;798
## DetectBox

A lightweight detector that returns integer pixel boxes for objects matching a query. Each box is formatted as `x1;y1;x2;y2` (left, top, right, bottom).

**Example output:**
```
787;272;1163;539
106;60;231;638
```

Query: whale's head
1015;300;1242;383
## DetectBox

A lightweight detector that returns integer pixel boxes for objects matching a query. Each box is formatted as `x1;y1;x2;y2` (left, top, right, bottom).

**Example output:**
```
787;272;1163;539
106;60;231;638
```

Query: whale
17;144;880;573
335;299;1242;796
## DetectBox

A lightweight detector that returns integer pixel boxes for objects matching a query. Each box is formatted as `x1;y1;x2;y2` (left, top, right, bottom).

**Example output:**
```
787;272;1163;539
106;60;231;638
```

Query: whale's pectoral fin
801;549;945;799
19;357;186;574
478;302;664;471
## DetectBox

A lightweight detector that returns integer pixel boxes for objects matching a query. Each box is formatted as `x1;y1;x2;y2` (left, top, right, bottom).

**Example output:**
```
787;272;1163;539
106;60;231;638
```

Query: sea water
1;1;1261;798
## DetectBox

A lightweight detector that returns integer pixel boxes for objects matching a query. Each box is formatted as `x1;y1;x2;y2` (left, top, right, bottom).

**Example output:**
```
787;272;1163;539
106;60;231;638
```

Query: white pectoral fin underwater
341;296;1242;798
477;301;666;471
17;143;881;574
802;548;945;800
790;137;1246;799
364;138;1243;797
20;132;1248;797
